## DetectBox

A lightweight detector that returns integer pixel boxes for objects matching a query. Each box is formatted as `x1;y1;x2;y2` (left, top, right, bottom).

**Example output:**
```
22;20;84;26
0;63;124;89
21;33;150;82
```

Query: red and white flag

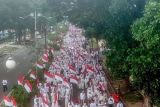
10;97;17;107
44;71;54;82
41;93;50;107
36;62;44;69
99;82;106;91
3;96;12;106
24;80;32;93
68;64;77;74
52;93;59;107
17;74;25;86
63;78;70;88
30;71;36;79
86;65;94;73
70;76;79;84
78;55;84;61
42;53;49;63
55;73;63;81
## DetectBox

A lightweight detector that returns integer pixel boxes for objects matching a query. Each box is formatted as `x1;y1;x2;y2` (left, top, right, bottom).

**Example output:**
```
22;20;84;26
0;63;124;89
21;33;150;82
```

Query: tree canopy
128;0;160;105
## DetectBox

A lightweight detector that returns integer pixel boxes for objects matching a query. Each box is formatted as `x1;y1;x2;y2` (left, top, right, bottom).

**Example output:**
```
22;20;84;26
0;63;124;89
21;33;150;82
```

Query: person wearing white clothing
82;103;88;107
2;80;8;92
74;103;80;107
108;96;114;107
65;94;70;107
116;101;123;107
68;102;73;107
33;95;39;107
80;91;86;105
90;101;97;107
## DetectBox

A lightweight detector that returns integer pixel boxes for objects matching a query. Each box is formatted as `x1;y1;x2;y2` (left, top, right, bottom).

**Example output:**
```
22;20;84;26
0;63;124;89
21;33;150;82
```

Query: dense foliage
128;0;160;105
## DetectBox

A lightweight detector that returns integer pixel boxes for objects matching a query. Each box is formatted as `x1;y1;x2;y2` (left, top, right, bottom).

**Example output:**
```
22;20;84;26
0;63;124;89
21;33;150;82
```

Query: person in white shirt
65;93;70;107
2;79;8;92
90;101;97;107
108;96;114;107
80;91;86;105
68;102;74;107
87;88;92;101
116;101;123;107
82;103;88;107
33;95;39;107
74;103;80;107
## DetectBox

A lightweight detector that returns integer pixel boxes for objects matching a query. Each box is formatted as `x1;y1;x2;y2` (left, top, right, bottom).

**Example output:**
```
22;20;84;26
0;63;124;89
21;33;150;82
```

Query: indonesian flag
55;73;63;81
78;55;84;61
99;82;106;91
63;78;70;88
36;62;44;69
3;96;12;106
44;71;54;81
10;97;17;107
52;93;59;107
70;76;79;84
30;71;36;79
86;65;94;73
17;74;25;86
68;64;77;74
24;80;32;93
41;93;50;107
42;53;49;63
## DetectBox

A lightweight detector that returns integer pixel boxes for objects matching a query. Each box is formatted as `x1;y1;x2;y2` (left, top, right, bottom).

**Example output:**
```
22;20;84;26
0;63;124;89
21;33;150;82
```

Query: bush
11;85;30;107
151;97;160;107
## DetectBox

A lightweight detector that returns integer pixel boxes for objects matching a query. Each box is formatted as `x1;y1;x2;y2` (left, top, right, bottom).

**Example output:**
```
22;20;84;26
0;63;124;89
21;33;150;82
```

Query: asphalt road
0;46;36;101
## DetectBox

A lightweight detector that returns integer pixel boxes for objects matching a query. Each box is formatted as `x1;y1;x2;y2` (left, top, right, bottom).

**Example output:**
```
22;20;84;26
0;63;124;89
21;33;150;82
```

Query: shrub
11;85;30;107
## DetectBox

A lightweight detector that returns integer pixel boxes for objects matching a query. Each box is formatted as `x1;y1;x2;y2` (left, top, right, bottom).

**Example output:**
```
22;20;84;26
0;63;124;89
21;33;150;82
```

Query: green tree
105;0;146;79
129;0;160;105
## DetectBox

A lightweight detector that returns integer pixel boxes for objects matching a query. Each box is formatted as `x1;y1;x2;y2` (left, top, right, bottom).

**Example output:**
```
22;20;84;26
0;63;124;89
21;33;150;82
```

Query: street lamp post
44;25;47;49
5;57;16;71
34;10;37;46
19;11;52;71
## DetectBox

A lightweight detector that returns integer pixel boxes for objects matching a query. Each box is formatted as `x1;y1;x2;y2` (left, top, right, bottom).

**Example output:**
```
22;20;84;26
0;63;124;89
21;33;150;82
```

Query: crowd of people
33;25;124;107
